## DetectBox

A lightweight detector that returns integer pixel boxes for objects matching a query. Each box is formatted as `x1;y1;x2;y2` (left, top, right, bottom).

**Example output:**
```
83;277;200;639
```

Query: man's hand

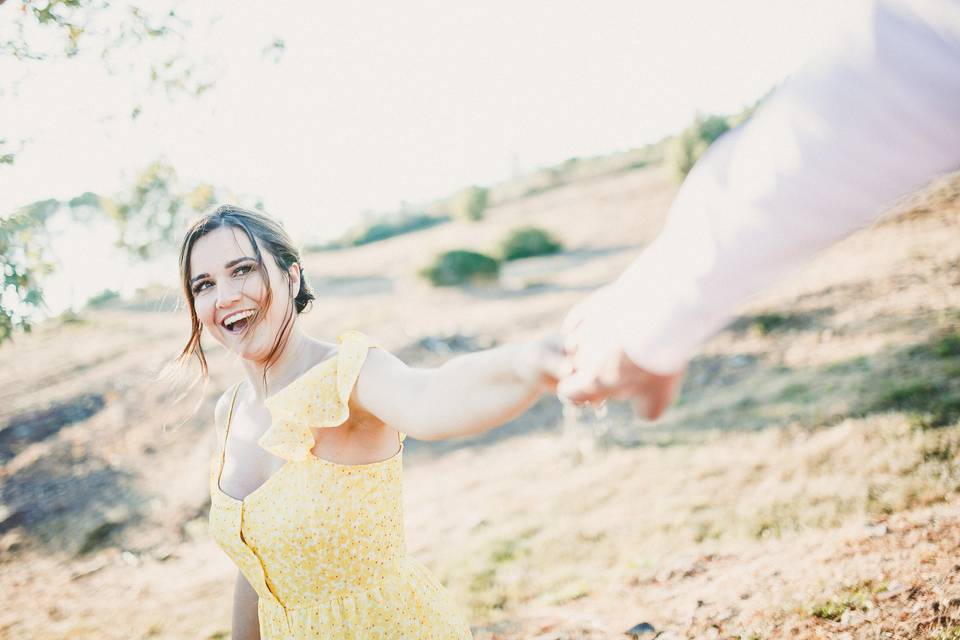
558;285;685;420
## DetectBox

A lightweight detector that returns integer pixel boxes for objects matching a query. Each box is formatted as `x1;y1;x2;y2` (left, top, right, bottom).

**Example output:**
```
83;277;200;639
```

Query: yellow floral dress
208;330;473;639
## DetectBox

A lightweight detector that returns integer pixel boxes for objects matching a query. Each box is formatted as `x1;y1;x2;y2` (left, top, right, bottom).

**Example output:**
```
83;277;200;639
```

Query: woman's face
188;226;300;362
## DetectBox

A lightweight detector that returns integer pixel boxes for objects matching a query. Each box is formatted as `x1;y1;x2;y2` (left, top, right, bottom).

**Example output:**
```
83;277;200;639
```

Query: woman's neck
239;327;330;402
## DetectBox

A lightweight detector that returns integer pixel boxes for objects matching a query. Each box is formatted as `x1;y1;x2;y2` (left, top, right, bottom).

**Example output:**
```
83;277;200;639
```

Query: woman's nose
216;279;242;307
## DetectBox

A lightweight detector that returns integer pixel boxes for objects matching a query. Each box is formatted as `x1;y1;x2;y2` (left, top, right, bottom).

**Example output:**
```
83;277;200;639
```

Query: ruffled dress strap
257;330;389;461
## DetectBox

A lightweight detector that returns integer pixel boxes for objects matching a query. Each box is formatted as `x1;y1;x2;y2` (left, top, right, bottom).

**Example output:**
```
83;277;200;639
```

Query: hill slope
1;164;959;639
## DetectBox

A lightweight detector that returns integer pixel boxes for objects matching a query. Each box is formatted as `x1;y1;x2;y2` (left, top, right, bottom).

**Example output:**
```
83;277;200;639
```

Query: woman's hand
512;332;571;393
559;285;685;419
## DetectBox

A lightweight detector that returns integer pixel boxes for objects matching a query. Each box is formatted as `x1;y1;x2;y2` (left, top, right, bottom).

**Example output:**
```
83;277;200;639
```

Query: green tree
0;138;18;166
450;186;489;222
0;160;234;342
1;1;221;166
3;1;211;86
0;1;200;338
98;160;219;259
0;0;278;341
0;200;59;341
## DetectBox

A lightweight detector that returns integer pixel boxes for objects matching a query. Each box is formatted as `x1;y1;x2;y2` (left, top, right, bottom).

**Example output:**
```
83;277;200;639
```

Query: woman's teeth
223;310;256;333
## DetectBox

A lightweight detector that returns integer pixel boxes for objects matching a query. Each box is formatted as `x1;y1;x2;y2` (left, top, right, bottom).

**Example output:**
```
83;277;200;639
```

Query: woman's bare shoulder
353;344;424;411
362;345;409;377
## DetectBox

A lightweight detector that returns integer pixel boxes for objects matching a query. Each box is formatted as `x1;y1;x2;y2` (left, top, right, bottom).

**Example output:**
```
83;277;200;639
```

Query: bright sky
1;0;859;314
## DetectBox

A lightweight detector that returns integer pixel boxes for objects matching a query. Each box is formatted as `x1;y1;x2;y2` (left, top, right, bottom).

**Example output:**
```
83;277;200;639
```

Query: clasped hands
528;285;686;421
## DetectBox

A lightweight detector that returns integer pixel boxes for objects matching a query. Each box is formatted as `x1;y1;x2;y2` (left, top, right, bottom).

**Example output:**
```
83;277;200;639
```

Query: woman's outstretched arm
354;335;566;441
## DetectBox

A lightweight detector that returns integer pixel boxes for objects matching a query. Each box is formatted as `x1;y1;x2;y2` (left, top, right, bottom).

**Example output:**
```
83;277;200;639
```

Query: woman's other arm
211;392;260;639
231;570;260;640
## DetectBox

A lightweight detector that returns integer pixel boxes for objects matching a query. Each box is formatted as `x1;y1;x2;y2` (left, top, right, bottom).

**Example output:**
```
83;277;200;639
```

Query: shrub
310;213;448;251
934;329;960;358
498;226;563;261
346;213;447;247
868;379;960;429
670;113;731;181
808;581;883;621
419;250;500;287
450;186;489;221
86;289;120;308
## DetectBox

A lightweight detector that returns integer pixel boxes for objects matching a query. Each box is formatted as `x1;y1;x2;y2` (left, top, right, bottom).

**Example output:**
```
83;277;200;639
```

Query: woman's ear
288;262;301;294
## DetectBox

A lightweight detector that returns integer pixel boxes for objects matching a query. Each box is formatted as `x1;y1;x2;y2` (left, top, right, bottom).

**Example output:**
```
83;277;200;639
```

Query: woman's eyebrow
190;256;255;284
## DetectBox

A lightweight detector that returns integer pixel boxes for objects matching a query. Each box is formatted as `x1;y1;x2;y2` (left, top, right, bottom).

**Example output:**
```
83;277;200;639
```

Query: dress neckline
215;379;403;505
258;345;339;403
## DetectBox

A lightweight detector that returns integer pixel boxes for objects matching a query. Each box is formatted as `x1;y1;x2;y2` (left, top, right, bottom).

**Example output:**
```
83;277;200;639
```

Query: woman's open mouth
221;309;257;335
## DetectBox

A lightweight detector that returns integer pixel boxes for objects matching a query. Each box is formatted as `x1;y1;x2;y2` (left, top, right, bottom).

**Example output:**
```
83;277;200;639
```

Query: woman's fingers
537;333;574;388
557;367;607;405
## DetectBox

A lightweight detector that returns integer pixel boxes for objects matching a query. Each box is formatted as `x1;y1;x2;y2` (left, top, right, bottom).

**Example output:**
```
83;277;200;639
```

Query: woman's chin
232;336;273;362
219;329;255;355
218;322;281;362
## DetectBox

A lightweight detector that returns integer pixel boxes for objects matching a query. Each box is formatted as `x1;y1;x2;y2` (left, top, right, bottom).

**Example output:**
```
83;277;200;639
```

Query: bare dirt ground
1;164;959;639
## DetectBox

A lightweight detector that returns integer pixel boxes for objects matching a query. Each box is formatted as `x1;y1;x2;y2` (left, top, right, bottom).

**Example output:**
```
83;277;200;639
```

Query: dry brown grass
1;165;959;639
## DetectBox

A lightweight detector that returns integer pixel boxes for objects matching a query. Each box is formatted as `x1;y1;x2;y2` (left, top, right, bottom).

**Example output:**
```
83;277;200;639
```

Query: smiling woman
172;203;568;639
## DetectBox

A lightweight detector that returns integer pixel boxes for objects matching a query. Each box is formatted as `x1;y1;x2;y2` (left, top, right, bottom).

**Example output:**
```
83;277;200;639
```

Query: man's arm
619;0;960;375
561;0;960;410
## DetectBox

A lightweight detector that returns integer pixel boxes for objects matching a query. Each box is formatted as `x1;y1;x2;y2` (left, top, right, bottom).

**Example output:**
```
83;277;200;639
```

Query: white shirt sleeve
612;0;960;375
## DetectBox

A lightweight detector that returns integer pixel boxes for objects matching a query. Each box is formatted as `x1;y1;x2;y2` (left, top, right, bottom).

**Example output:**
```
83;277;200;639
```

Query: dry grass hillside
1;163;959;639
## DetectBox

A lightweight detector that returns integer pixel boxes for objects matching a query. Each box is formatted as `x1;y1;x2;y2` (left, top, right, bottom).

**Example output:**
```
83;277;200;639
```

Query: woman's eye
192;264;253;295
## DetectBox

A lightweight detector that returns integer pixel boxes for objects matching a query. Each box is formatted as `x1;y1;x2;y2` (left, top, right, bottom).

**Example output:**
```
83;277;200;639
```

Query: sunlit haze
2;0;859;313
